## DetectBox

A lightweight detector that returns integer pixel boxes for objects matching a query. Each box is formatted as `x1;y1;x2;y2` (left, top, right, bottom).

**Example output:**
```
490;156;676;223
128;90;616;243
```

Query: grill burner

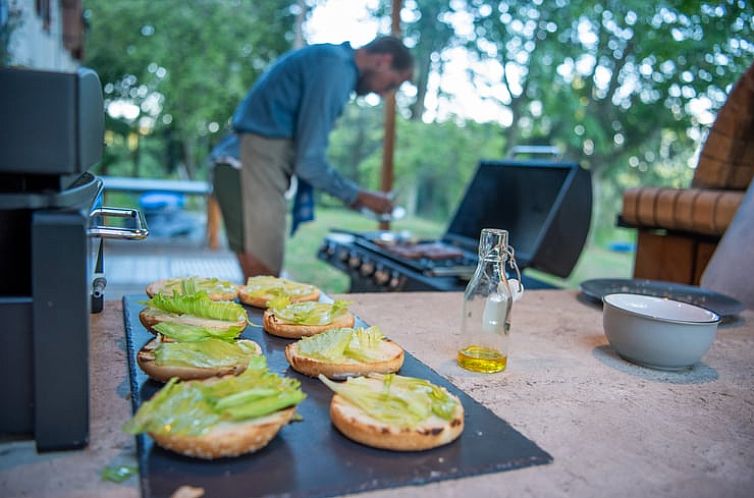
319;160;592;292
355;236;476;277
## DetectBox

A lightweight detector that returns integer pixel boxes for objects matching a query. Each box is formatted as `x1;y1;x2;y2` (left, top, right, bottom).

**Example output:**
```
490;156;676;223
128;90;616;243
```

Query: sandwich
263;296;355;339
238;275;320;308
285;326;404;379
139;292;247;334
146;276;239;301
320;373;464;451
124;356;306;459
137;322;262;382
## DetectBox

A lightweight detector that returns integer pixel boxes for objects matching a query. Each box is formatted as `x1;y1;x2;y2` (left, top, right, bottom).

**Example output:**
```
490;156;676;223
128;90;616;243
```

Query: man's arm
293;56;392;214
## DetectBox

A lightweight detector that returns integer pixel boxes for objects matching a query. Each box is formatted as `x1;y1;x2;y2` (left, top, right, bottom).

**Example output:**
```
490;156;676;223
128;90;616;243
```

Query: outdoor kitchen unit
0;67;148;451
319;160;592;292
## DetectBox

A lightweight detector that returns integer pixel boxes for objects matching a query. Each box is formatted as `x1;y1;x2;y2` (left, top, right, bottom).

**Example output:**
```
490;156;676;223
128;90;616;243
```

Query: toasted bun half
238;287;320;309
139;308;247;334
284;340;404;379
329;383;464;451
263;311;355;339
137;338;262;382
146;278;239;301
149;407;296;459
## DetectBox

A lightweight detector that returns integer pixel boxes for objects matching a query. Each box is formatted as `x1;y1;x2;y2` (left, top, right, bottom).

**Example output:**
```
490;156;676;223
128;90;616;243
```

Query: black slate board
122;295;552;498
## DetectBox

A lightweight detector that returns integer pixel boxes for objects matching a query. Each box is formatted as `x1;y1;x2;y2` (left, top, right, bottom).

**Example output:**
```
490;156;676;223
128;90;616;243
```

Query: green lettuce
296;327;386;362
153;338;258;368
145;292;246;323
244;276;317;300
269;297;349;326
124;356;305;437
319;373;458;428
153;322;240;342
160;277;236;296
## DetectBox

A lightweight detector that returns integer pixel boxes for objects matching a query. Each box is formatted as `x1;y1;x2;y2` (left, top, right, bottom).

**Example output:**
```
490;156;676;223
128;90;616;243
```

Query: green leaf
296;326;385;362
124;356;306;437
319;373;459;428
153;322;240;342
153;338;259;368
146;292;246;323
244;276;318;301
270;300;349;326
101;464;137;483
296;328;353;361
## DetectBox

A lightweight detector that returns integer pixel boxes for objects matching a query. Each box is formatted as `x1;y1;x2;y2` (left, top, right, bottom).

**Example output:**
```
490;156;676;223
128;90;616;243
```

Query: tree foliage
83;0;296;178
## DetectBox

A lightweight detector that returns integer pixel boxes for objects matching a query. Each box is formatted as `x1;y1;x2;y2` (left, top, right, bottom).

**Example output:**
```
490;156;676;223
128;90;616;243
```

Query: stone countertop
2;290;753;498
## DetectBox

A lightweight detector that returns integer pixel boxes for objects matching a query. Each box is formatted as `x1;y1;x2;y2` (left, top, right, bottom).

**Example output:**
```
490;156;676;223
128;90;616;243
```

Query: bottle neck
476;256;508;283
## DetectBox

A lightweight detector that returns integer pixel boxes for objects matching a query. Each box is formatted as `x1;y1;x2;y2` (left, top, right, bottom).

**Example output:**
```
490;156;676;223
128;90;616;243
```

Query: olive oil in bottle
457;228;522;373
458;345;508;373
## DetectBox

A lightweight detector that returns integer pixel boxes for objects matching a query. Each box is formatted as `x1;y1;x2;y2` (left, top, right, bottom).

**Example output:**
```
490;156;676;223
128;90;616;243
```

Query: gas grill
318;160;592;292
0;67;148;451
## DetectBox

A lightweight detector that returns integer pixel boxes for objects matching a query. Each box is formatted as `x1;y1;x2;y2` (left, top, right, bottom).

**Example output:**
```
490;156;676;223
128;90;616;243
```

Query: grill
0;67;148;451
319;160;592;292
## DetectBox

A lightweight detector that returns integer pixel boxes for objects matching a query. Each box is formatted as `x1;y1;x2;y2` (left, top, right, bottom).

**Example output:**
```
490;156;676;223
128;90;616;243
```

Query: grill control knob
337;248;349;262
373;268;390;286
324;242;336;257
348;252;361;269
360;260;375;277
388;272;403;290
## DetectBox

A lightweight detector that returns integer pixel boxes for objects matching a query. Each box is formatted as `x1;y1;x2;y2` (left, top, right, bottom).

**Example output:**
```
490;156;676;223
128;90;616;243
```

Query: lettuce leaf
244;276;317;300
296;326;385;362
269;299;350;326
153;322;241;342
124;356;305;436
160;277;236;296
296;328;353;361
153;338;258;368
145;292;246;323
319;373;458;428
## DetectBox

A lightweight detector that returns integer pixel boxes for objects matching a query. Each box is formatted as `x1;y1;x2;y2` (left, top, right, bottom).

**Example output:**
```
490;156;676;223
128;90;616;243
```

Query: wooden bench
100;176;222;249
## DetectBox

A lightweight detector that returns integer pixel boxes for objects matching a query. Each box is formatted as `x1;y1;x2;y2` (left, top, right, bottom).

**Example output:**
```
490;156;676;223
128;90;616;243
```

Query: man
215;36;413;278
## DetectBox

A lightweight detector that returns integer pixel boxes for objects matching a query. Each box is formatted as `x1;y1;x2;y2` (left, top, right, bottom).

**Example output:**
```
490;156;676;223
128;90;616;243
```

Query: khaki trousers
238;133;295;275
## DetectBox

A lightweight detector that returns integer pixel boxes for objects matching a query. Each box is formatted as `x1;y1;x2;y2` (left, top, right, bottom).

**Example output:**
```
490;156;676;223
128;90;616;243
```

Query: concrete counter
2;290;752;497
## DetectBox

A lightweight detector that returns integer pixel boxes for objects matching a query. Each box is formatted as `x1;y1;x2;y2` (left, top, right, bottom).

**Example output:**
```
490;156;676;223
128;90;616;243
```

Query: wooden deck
103;232;242;300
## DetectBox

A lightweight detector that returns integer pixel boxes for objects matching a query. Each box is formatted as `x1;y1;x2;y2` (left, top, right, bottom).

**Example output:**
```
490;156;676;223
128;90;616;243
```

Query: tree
83;0;297;179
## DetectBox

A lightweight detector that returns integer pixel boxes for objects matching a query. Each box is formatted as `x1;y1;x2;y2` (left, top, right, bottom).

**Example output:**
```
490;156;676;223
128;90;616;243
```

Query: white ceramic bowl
602;293;720;370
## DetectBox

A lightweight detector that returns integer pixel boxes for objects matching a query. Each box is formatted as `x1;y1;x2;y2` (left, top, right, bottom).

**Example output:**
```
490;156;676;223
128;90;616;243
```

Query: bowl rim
602;293;721;325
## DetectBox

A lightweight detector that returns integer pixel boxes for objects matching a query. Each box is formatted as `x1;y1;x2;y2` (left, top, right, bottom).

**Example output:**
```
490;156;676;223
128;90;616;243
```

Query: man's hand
352;190;394;215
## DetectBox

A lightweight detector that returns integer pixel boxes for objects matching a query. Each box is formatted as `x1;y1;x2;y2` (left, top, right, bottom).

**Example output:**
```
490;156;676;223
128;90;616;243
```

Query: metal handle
88;207;149;240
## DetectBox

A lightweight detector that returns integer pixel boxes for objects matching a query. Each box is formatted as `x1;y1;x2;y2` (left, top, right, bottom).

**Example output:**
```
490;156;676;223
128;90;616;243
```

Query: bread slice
137;338;262;382
238;277;320;308
285;339;404;379
139;307;247;334
150;407;296;459
146;277;239;301
263;309;355;339
327;377;464;451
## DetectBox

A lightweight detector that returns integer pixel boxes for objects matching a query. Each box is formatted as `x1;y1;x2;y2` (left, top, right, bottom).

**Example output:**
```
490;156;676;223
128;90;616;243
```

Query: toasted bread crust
329;392;464;451
137;338;262;382
145;279;239;301
284;340;404;379
238;287;321;309
138;308;247;334
149;407;296;459
262;310;355;339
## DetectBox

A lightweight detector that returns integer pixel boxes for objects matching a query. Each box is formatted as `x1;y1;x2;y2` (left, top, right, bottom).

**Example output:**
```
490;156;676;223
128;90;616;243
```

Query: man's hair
362;36;413;71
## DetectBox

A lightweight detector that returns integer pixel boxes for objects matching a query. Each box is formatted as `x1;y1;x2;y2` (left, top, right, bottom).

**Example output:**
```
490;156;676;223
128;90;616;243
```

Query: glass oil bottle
457;228;523;373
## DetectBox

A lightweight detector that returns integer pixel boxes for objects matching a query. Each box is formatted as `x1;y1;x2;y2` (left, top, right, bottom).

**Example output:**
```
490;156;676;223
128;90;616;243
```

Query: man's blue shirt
232;42;360;205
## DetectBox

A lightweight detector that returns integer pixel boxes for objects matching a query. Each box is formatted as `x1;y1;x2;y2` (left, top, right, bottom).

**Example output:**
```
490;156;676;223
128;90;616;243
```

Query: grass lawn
283;207;634;294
